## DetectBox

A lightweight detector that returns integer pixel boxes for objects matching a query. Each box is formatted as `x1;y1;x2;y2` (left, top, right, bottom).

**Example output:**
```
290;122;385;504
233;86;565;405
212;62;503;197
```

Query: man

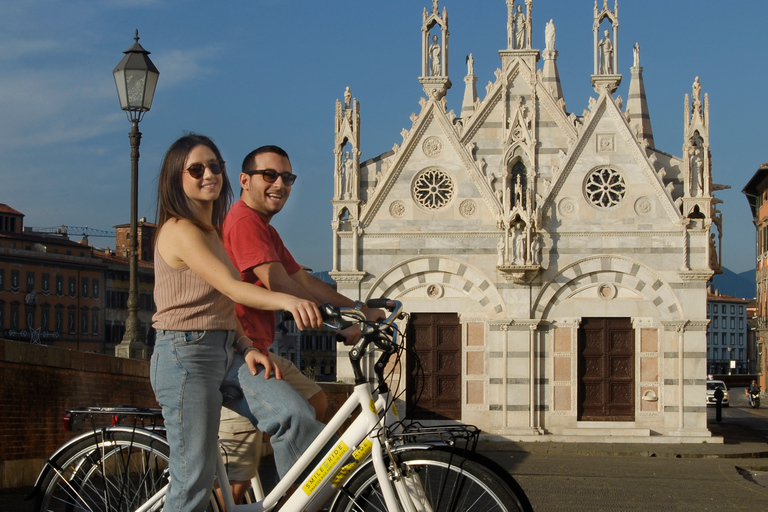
218;145;382;503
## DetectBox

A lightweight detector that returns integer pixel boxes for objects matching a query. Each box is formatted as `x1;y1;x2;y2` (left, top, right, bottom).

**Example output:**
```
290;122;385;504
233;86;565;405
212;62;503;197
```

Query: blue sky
2;0;766;273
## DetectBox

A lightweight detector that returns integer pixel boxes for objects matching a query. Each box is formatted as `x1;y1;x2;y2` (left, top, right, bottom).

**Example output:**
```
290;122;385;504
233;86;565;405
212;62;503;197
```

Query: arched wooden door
406;312;461;420
578;317;635;421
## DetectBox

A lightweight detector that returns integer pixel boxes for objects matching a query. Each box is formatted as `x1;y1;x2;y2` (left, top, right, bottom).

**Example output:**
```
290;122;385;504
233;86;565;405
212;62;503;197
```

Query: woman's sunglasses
185;160;225;180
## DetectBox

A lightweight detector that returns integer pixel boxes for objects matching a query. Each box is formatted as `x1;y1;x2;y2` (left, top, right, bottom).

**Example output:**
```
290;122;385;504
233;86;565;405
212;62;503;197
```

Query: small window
42;273;50;294
81;278;89;298
81;308;89;337
54;305;63;332
10;302;20;329
56;275;64;296
26;272;34;292
68;276;76;297
67;307;76;335
11;270;20;293
40;303;50;331
24;304;35;329
92;309;100;336
92;279;100;299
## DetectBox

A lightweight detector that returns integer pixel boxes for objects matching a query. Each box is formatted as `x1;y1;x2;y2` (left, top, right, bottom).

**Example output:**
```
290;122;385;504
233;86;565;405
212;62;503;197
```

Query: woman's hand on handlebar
282;297;324;331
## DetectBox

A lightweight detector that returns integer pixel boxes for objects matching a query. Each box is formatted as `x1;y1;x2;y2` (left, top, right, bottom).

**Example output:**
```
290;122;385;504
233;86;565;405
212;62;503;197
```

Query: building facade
0;204;156;355
330;1;725;441
706;290;748;375
0;205;107;352
742;162;768;391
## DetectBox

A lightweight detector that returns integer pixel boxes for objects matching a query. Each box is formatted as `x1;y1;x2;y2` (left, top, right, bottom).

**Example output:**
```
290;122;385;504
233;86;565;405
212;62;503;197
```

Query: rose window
413;168;454;210
584;167;626;209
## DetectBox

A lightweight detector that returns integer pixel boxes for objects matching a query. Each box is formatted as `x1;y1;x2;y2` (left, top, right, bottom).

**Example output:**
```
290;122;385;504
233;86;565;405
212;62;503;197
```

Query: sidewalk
477;419;768;459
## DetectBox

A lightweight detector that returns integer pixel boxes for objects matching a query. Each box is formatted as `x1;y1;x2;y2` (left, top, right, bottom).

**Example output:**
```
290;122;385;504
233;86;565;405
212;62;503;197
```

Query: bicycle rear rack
64;405;165;433
393;422;481;453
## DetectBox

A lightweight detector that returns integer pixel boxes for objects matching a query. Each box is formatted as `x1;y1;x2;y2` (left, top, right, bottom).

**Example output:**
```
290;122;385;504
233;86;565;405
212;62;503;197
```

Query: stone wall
0;338;353;489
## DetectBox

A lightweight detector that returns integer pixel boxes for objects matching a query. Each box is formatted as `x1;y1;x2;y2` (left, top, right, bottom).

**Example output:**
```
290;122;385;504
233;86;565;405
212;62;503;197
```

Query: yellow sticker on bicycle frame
369;398;377;414
302;440;349;495
391;402;399;418
330;438;373;487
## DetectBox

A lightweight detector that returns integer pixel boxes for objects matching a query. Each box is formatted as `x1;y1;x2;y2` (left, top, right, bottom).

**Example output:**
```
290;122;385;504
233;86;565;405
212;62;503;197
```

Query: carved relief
389;200;406;218
634;196;654;216
422;136;443;157
459;199;477;218
558;197;578;217
596;134;615;153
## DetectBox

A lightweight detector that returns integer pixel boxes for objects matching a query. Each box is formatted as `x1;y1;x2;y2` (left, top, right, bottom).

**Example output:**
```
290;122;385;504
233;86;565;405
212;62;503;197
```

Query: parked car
706;380;729;407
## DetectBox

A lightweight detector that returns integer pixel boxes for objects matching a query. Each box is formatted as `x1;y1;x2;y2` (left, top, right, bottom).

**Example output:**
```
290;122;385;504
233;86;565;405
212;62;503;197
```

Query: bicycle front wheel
331;448;531;512
35;427;221;512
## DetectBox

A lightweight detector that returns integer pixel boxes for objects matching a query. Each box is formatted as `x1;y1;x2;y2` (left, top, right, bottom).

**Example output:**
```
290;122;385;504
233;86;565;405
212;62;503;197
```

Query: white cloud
151;45;223;87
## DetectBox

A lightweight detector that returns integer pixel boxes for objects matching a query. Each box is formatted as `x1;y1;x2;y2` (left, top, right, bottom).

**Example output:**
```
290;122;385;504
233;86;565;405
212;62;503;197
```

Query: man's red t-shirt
223;199;301;351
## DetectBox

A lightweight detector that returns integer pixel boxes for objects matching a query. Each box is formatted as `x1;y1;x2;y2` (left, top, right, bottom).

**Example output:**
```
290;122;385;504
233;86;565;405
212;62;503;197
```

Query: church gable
361;100;498;231
545;93;680;230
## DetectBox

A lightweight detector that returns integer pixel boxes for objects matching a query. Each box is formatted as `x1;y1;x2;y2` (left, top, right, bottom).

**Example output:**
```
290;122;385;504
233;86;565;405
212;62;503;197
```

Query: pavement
4;419;767;511
476;419;768;459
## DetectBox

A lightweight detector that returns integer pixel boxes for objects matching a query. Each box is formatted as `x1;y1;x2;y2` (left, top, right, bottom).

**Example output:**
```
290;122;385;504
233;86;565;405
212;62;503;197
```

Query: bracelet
235;336;252;354
241;346;259;357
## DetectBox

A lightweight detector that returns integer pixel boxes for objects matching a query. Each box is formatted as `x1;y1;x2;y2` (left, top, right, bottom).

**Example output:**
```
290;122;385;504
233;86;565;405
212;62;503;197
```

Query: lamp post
113;30;159;359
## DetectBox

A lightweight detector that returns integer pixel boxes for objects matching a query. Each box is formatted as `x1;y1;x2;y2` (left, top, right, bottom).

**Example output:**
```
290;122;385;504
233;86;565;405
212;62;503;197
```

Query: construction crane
27;225;116;238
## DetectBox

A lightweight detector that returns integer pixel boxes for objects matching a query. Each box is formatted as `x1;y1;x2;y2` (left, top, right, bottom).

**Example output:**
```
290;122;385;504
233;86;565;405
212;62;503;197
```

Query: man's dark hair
241;145;290;173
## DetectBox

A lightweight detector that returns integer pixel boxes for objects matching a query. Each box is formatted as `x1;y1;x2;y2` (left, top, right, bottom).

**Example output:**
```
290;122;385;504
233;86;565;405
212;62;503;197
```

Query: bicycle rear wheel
331;448;531;512
36;427;221;512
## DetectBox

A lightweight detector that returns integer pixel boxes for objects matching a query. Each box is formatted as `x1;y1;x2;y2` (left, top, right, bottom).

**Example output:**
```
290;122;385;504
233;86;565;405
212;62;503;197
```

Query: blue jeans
150;329;324;512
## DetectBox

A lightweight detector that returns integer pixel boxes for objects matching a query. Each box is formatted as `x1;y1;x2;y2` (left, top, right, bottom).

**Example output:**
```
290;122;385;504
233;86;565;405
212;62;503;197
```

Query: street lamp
113;30;159;359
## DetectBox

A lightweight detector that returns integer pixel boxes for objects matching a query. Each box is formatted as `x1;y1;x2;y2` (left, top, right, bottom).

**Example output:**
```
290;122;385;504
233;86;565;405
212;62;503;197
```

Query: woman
150;134;325;512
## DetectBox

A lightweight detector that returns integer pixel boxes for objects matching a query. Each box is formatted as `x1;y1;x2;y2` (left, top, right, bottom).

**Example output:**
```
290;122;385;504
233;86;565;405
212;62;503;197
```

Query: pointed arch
533;255;683;320
367;256;506;315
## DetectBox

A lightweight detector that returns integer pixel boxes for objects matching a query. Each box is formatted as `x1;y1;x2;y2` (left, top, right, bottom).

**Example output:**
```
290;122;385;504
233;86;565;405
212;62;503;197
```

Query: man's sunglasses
243;169;297;186
185;160;225;179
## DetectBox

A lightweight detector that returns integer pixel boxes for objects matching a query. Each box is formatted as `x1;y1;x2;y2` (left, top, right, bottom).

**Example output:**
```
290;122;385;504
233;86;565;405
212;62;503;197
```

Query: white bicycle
32;299;532;512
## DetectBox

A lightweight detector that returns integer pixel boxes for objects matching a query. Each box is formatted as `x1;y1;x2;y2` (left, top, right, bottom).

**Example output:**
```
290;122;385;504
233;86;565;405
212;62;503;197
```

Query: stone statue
531;235;541;265
599;29;613;74
514;4;527;49
343;151;355;198
692;76;702;113
633;42;640;67
466;53;474;76
430;35;441;76
344;86;351;109
692;76;701;103
545;19;556;51
514;174;523;208
691;147;704;193
497;238;505;266
515;229;526;264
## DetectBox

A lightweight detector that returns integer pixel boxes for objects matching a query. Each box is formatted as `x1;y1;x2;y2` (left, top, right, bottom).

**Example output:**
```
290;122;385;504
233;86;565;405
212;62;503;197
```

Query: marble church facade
329;0;725;441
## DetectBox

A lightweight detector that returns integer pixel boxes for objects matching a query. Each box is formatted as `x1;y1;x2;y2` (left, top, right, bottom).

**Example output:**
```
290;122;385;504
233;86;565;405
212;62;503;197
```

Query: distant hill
711;267;756;300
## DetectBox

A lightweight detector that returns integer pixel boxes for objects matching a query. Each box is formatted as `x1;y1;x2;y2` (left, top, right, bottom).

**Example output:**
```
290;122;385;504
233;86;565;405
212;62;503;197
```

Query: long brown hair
155;133;233;233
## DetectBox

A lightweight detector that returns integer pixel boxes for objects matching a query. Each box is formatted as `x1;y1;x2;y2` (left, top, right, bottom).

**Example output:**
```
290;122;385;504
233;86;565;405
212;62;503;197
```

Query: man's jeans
151;329;324;512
